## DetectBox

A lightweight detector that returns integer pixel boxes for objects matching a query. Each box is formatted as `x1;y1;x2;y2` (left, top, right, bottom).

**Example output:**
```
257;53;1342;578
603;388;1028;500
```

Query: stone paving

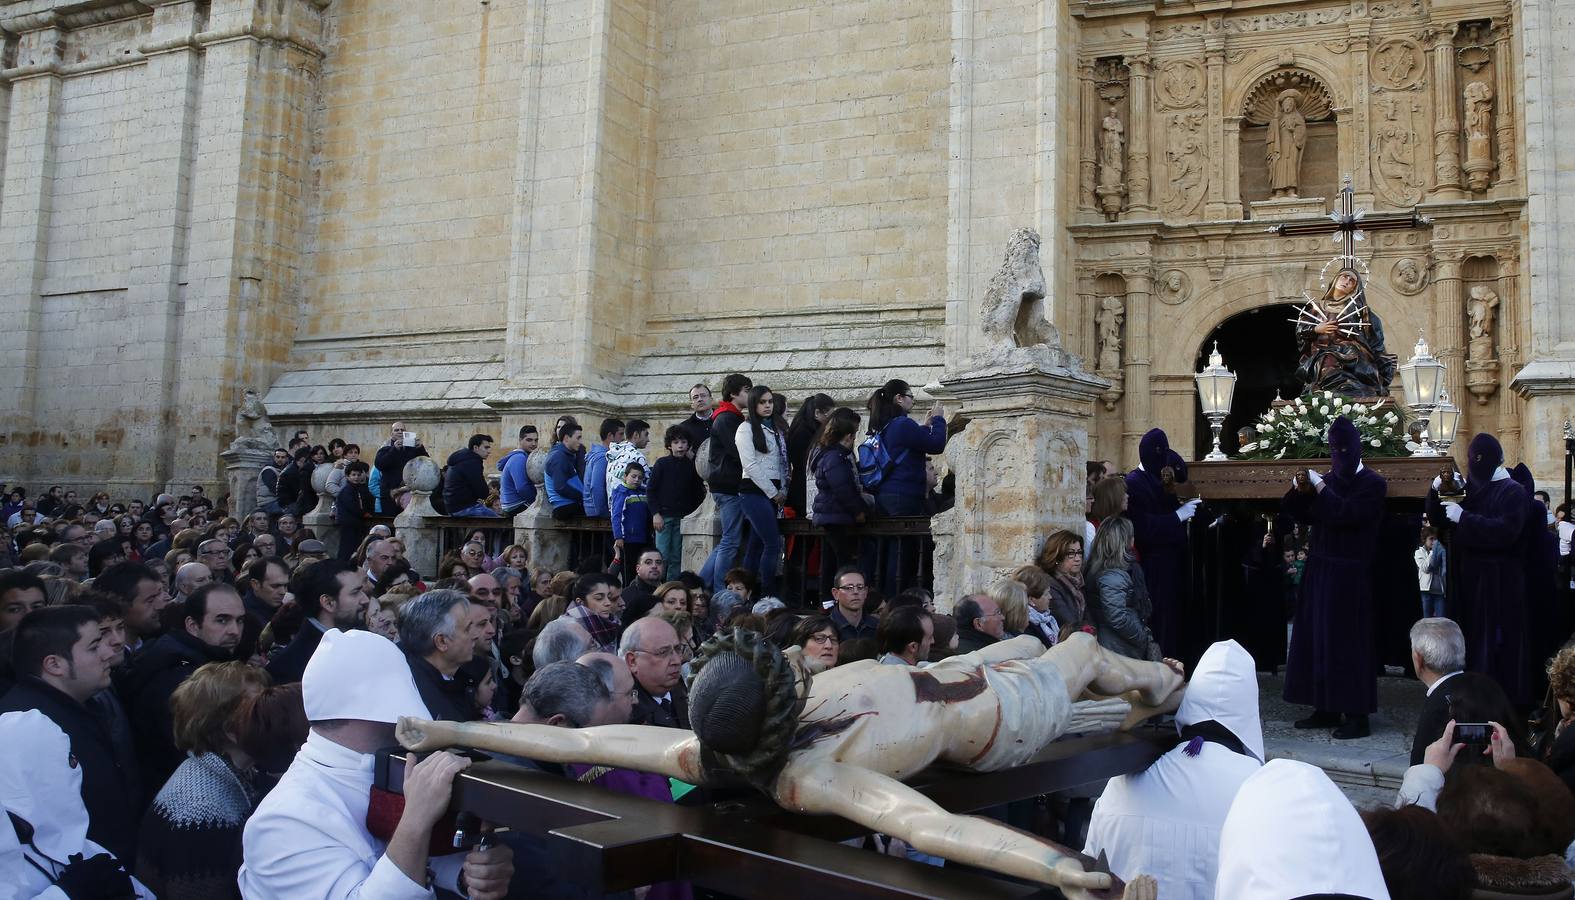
1258;668;1424;809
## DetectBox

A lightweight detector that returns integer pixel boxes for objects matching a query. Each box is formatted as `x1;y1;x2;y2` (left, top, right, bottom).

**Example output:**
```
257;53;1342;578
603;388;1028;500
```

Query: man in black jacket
116;583;243;791
373;420;430;510
0;605;138;861
699;373;752;592
1407;616;1521;764
622;617;690;729
265;560;369;684
444;433;499;517
953;594;1005;655
397;589;481;721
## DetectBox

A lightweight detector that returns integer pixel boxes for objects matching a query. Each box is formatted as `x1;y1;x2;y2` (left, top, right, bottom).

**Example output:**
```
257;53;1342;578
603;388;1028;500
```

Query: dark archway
1192;303;1303;459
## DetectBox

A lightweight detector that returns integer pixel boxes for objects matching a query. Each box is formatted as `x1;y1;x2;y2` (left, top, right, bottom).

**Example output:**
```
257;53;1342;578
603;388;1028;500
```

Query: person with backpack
862;379;948;594
699;373;752;592
811;409;867;600
735;385;787;598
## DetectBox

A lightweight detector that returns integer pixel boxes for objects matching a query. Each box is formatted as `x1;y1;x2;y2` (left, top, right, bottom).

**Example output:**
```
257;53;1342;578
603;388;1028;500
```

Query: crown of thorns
687;626;806;785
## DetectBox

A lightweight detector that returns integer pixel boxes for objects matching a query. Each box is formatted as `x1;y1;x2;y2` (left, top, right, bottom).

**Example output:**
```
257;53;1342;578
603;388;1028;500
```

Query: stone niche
1238;70;1340;207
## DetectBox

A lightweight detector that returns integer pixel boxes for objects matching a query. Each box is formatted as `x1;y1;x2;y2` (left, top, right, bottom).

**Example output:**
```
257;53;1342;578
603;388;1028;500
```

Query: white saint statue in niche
1266;89;1307;198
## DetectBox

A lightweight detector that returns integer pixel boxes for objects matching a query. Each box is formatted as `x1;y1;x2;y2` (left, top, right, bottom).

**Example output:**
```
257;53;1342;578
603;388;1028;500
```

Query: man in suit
265;560;368;684
621;617;689;729
1408;617;1517;764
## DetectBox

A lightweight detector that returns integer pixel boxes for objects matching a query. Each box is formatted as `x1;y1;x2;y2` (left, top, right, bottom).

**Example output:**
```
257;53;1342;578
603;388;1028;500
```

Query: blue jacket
583;444;610;517
610;483;651;544
544;443;585;510
873;415;947;498
497;448;536;510
812;444;866;526
442;447;489;512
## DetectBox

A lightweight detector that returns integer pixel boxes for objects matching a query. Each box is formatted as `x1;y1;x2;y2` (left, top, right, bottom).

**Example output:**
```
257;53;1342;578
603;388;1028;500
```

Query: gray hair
398;589;470;656
491;566;522;586
1409;617;1465;674
617;616;672;657
579;655;619;694
533;618;593;669
522;661;607;728
751;597;786;616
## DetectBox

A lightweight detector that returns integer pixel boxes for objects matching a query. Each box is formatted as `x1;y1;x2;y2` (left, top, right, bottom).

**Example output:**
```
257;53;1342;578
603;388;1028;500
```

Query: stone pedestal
219;444;272;518
1247;196;1327;221
300;464;340;560
393;457;444;577
514;502;569;576
680;493;721;576
929;365;1105;609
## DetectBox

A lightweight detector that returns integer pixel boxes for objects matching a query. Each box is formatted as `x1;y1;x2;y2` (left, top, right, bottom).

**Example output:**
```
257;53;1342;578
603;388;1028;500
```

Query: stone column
1492;19;1516;186
1203;36;1229;220
392;458;444;578
1427;25;1464;198
1126;55;1153;215
123;0;205;491
1433;255;1468;429
514;505;570;577
1495;251;1522;459
1222;116;1244;217
930;367;1104;606
300;465;341;560
220;446;273;519
1078;62;1098;213
1349;21;1375;206
1513;0;1575;481
0;15;63;477
1120;270;1152;467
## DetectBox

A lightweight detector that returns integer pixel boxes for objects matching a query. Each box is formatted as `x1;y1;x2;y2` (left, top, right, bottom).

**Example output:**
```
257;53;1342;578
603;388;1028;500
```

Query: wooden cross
1269;175;1431;269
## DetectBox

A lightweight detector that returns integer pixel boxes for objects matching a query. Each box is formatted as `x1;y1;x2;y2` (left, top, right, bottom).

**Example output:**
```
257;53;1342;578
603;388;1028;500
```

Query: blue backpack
856;423;909;491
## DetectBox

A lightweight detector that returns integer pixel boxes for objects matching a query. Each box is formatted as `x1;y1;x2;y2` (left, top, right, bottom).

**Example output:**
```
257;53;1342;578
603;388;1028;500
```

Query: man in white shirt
1084;640;1263;900
239;629;513;899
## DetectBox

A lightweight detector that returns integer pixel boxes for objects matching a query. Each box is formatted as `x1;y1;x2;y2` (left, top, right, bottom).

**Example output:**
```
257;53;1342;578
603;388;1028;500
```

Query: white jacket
735;420;785;497
1216;759;1390;900
1085;640;1263;900
1414;546;1436;592
0;711;152;900
239;731;464;899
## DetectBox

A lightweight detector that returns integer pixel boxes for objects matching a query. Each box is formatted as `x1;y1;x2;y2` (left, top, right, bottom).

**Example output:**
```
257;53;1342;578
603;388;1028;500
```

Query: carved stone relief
1372;39;1424;90
1391;257;1429;295
1097;106;1127;220
1373;95;1426;207
1465;284;1501;403
1157;61;1204;109
1157;270;1192;306
1096;294;1125;373
1161;113;1207;217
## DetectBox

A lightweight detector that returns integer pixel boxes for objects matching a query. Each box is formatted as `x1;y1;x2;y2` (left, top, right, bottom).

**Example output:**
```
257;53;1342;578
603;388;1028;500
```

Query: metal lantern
1431;389;1462;453
1398;334;1447;457
1194;342;1237;462
1398;334;1445;411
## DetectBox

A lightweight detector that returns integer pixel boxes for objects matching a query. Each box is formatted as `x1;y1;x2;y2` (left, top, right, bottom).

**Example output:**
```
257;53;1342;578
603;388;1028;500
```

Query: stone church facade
1;0;1572;494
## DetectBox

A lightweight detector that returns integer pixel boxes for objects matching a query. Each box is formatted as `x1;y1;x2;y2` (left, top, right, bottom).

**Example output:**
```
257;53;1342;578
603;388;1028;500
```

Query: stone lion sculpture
981;227;1061;350
229;389;278;451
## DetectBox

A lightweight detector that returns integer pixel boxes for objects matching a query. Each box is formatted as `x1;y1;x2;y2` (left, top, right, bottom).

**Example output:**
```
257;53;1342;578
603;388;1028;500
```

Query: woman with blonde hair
988;578;1030;638
136;661;271;900
1086;515;1159;661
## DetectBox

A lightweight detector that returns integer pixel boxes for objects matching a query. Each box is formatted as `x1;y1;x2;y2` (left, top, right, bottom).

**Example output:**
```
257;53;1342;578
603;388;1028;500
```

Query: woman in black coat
811;410;866;598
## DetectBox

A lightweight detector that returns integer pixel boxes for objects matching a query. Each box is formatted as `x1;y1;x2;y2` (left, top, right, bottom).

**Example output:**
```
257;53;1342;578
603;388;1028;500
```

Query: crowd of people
2;375;1575;898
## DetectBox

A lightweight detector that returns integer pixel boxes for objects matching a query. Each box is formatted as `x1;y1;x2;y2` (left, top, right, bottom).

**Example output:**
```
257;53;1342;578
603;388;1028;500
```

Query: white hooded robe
1084;639;1264;900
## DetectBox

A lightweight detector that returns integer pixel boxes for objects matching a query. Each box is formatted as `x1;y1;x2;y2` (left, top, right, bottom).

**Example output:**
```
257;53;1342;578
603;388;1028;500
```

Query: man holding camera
375;421;429;512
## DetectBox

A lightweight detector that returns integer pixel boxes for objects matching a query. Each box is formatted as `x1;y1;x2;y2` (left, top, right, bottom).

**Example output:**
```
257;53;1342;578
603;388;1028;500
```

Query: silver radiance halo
1317;253;1370;292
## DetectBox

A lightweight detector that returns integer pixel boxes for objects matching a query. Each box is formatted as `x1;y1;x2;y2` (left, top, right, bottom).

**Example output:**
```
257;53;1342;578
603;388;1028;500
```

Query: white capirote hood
1176;639;1264;763
301;628;431;723
1216;759;1391;900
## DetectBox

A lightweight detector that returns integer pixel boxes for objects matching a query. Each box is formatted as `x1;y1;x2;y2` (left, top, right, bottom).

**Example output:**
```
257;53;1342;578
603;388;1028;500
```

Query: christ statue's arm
775;759;1153;900
396;718;709;784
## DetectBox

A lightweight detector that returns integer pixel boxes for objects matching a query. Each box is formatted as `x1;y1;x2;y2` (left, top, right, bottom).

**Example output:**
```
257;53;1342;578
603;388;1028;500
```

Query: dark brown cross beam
1269;176;1431;263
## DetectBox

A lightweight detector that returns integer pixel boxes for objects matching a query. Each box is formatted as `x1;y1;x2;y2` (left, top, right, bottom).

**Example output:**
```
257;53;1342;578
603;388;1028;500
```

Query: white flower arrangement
1239;391;1411;460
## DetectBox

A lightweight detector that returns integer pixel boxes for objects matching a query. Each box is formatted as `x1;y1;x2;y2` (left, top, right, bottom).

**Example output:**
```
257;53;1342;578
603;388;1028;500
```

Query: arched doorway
1192;303;1304;459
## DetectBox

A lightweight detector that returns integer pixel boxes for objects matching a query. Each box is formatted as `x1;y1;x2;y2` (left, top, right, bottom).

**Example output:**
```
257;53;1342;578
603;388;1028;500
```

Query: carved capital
1126;54;1152;76
1422;23;1460;51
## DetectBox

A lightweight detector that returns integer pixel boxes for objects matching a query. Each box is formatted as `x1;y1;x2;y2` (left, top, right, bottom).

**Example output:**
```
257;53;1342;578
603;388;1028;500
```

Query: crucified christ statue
397;628;1186;899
